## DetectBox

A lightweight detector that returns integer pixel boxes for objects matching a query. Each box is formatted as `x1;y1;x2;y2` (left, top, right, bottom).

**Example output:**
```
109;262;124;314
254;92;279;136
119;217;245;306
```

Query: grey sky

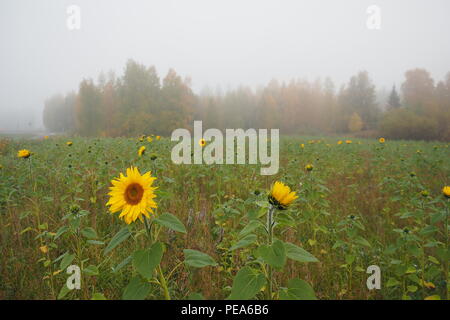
1;0;449;130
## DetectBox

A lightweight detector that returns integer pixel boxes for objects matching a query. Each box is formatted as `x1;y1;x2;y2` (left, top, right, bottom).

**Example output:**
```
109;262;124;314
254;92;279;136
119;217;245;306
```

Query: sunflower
345;140;352;144
443;186;450;198
138;146;146;157
106;166;157;224
147;137;153;143
379;137;385;143
337;140;343;145
44;136;49;140
199;138;206;147
156;136;161;140
268;181;298;210
66;141;73;146
305;164;314;172
300;144;305;148
17;149;31;159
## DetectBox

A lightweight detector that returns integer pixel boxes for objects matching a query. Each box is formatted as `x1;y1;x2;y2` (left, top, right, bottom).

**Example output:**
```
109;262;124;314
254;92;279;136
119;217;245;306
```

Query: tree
387;85;401;109
348;112;364;132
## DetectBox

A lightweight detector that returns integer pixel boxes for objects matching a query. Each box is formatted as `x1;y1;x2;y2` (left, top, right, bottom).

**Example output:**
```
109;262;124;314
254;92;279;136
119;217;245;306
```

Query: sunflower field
0;136;449;300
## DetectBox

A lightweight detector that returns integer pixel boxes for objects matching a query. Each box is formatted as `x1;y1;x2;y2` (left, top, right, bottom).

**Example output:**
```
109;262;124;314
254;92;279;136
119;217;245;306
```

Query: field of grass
0;136;449;300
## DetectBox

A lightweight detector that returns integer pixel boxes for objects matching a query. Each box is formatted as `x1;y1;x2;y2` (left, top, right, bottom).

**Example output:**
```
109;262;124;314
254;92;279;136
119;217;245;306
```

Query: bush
379;108;439;141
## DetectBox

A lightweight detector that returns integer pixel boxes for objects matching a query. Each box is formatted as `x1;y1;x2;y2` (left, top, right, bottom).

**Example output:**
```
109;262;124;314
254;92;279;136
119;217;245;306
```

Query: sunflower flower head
66;141;73;147
138;146;146;157
147;137;153;143
345;140;352;144
106;166;157;224
17;149;31;159
305;164;314;172
199;138;206;147
337;140;343;145
443;186;450;198
268;181;298;210
156;136;161;140
379;137;385;143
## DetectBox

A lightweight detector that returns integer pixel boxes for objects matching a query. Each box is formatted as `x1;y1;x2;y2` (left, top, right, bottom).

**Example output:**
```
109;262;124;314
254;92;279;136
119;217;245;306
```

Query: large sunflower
268;181;298;210
107;166;157;224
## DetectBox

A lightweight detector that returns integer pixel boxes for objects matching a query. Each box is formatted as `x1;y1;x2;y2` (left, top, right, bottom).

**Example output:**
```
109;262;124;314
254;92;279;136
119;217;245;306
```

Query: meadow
0;135;449;300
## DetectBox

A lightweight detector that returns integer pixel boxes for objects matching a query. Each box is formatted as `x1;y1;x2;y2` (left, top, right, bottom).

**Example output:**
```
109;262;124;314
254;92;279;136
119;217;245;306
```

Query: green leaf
133;242;164;279
155;213;186;233
257;240;286;269
239;220;262;237
230;234;257;251
81;227;98;239
60;253;75;271
112;255;132;273
104;227;130;255
285;242;319;263
187;292;204;300
354;236;371;247
386;278;401;287
122;276;150;300
183;249;217;268
83;265;99;276
57;284;71;300
91;292;107;300
279;278;317;300
228;266;266;300
55;226;68;239
87;240;104;245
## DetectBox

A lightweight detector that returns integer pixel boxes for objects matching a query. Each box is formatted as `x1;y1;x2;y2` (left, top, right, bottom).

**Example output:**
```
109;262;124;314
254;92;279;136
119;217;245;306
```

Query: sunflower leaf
183;249;217;268
155;213;186;233
132;242;164;280
104;227;131;255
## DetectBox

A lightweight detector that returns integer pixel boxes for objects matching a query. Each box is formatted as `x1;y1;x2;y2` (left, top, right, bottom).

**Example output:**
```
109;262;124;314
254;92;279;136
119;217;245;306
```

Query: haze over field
1;0;450;130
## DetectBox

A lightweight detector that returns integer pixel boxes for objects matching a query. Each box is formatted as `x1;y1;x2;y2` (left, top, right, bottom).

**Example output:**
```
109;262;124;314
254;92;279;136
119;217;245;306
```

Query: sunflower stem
158;265;171;300
266;205;275;300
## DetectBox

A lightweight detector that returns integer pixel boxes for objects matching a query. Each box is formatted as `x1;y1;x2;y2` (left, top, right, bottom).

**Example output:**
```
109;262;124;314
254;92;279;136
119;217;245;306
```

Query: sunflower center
124;183;144;205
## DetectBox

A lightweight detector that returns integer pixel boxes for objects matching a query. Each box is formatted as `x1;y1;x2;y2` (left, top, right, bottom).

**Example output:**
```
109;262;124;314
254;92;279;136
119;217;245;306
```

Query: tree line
43;59;450;141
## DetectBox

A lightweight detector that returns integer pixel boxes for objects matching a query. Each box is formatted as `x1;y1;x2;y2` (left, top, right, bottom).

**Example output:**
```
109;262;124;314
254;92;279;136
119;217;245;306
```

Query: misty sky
1;0;449;130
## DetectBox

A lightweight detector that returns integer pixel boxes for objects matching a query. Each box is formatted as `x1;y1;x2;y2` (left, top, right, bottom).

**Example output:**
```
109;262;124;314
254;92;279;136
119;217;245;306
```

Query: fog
1;0;449;130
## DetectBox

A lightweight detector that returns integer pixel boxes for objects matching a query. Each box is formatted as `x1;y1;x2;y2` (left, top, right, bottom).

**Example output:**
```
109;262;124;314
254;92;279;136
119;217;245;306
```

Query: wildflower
66;141;73;146
17;149;31;159
268;181;298;210
199;138;206;147
147;137;153;143
106;166;157;224
305;164;314;172
39;246;48;254
300;144;305;148
44;136;49;140
442;186;450;198
379;137;385;143
345;140;352;144
138;146;146;157
337;140;343;145
156;136;161;140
